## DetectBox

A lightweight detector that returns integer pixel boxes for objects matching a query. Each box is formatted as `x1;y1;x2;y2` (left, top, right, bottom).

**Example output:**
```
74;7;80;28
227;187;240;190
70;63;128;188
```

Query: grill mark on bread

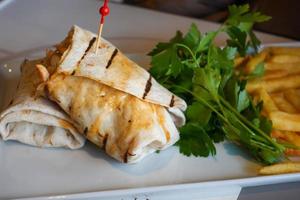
20;59;28;72
54;98;61;104
83;127;88;136
77;37;96;65
8;100;13;106
105;49;118;69
67;132;76;141
16;81;20;89
124;150;136;163
59;42;73;65
142;75;152;99
169;95;175;107
124;149;129;163
127;152;136;156
102;134;108;150
44;84;50;98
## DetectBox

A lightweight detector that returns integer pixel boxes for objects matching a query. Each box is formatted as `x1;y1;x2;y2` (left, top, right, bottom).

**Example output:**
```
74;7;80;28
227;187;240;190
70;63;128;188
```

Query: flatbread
36;25;187;162
0;59;85;149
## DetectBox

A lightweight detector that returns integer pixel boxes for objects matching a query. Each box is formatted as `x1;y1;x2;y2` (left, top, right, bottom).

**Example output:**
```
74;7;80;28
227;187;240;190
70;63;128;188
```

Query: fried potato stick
244;50;269;73
268;47;300;56
270;111;300;132
264;74;300;93
265;62;300;71
259;162;300;175
284;89;300;112
271;93;298;114
269;54;300;63
264;69;289;80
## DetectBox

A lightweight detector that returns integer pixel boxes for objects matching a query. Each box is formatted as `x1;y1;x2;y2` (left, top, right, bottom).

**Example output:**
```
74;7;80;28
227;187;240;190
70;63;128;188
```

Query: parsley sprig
149;4;285;164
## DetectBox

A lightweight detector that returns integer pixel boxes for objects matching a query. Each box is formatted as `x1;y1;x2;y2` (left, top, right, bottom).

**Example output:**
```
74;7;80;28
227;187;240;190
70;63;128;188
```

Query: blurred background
113;0;300;40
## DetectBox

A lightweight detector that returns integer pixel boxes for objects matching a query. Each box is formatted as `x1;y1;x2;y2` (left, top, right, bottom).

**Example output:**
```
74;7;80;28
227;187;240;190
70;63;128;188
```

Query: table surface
0;0;299;199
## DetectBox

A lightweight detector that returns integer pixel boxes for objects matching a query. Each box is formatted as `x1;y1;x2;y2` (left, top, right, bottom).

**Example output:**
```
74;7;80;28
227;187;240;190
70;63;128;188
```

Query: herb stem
175;43;198;64
219;96;284;151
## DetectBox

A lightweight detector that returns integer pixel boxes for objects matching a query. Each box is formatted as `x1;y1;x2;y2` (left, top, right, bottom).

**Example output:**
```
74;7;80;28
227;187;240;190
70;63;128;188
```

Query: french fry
244;50;269;73
271;130;285;139
269;54;300;63
272;130;300;146
271;93;298;114
264;69;289;80
284;131;300;146
265;62;300;71
246;79;264;93
270;111;300;132
245;47;300;161
284;89;300;112
269;47;300;56
285;149;300;156
259;162;300;175
263;74;300;93
255;88;278;114
234;56;250;68
248;74;300;93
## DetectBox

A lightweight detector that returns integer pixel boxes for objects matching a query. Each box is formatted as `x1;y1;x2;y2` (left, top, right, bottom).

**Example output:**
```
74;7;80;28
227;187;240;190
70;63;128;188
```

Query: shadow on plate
84;140;177;176
223;142;254;162
223;142;261;174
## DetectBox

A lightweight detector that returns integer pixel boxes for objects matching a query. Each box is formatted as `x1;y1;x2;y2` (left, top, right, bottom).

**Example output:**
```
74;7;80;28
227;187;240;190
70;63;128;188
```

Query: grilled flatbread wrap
0;59;85;149
38;25;187;163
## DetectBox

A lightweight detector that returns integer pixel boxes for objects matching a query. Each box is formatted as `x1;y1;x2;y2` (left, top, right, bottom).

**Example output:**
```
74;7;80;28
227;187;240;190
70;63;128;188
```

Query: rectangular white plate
1;42;300;200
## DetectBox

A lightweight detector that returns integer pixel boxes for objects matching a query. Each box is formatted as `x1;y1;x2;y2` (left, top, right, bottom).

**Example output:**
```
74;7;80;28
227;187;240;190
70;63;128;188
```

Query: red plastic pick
95;0;110;54
99;0;110;24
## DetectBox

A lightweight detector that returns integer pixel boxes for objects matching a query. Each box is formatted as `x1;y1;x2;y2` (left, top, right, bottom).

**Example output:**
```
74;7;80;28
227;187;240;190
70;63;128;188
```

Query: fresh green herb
149;4;287;164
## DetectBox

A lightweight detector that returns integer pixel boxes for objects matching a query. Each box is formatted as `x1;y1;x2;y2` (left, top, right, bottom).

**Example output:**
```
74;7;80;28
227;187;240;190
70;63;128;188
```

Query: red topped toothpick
95;0;110;54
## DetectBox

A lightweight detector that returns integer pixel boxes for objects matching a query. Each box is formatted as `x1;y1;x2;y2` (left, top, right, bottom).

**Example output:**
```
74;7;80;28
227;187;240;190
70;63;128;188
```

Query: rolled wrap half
44;73;180;163
37;25;187;163
57;25;187;127
0;59;85;149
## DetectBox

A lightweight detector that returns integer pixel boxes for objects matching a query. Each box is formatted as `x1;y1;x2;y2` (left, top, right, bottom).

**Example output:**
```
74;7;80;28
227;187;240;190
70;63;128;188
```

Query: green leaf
187;102;212;125
149;48;173;79
178;123;216;157
224;77;239;108
183;23;201;50
228;4;249;18
249;30;262;52
248;62;265;78
208;46;237;70
167;46;183;77
226;26;248;56
258;149;282;164
150;45;184;79
226;4;271;28
237;90;250;112
197;31;218;52
259;116;273;135
193;67;221;98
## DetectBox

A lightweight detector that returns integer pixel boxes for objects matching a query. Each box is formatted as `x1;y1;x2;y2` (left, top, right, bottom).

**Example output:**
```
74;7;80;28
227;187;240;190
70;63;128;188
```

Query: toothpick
95;23;104;54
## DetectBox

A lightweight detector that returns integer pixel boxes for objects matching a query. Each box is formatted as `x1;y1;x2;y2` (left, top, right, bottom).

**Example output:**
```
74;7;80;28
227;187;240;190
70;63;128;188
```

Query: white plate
1;42;300;200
